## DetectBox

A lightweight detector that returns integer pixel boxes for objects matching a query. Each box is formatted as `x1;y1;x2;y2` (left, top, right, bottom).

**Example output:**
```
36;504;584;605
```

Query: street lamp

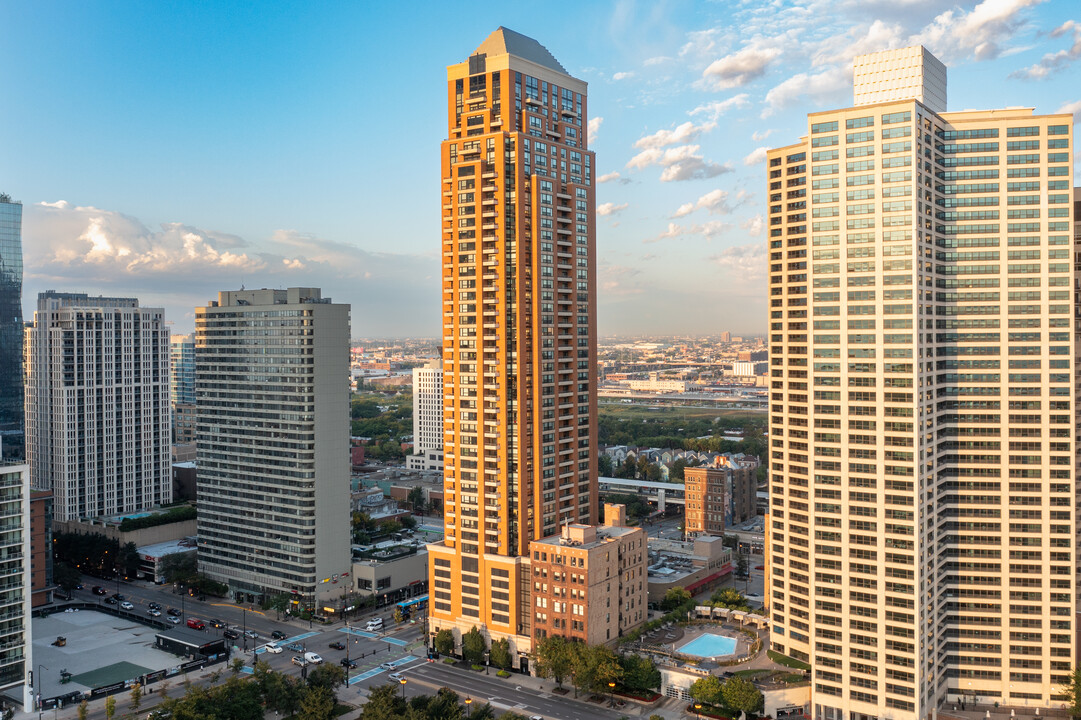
608;681;616;708
36;664;48;720
695;702;703;720
465;697;472;718
242;608;248;652
399;678;407;700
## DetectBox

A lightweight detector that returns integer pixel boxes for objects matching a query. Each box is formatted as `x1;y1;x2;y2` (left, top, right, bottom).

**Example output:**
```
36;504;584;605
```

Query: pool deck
678;632;738;658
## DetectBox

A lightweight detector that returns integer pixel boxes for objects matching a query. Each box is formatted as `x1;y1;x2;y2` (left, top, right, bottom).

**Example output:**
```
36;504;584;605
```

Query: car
120;601;134;610
186;618;205;630
304;652;323;665
379;662;396;670
92;586;106;595
755;565;765;571
244;630;259;639
365;619;384;631
271;631;287;640
167;607;181;616
166;615;181;625
286;642;303;652
111;593;125;601
148;602;162;610
209;619;225;628
340;657;357;669
223;629;240;640
388;672;404;681
103;597;118;605
264;642;282;654
329;641;345;651
529;716;544;720
147;608;161;617
291;656;308;667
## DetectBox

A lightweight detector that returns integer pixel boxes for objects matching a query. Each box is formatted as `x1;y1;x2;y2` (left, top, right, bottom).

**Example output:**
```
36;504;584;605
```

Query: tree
159;552;198;584
435;628;455;656
129;683;142;715
230;657;245;675
119;541;141;578
407;486;425;513
53;562;82;591
597;454;613;476
620;654;660;692
721;676;763;715
661;587;692;611
571;644;621;697
266;593;292;620
710;588;751;612
394;606;405;623
104;696;116;720
360;684;407;720
489;637;512;671
307;663;346;699
689;675;725;706
736;553;749;579
533;635;575;689
423;687;464;720
1060;667;1081;719
461;626;487;665
670;458;687;480
77;701;88;720
297;685;335;720
426;498;442;516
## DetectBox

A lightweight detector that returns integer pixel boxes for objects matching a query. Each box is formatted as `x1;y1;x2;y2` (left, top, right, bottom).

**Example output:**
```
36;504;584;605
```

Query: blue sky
2;0;1078;336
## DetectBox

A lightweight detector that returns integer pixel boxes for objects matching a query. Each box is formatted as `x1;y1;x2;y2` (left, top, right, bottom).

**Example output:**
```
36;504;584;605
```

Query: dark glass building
0;194;23;456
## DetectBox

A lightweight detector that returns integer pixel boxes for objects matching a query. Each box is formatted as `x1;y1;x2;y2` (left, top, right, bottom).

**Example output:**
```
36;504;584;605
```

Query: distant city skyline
3;1;1079;336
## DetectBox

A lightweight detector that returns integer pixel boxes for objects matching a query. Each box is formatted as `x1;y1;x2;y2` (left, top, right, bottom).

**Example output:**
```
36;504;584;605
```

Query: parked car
304;652;323;665
264;642;282;654
186;618;205;630
147;608;161;617
340;657;357;669
291;656;308;667
92;586;106;595
271;630;287;640
120;601;134;610
329;641;345;651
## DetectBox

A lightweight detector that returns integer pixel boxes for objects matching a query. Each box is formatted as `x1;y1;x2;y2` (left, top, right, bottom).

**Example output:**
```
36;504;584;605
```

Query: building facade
25;292;171;521
767;46;1074;717
410;360;444;471
528;504;646;646
0;464;33;712
195;288;351;604
0;195;22;457
684;467;726;537
170;334;196;444
30;490;53;608
428;27;597;658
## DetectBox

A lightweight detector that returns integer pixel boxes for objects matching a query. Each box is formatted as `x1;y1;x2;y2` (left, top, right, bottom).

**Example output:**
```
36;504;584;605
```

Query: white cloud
646;219;732;243
751;129;774;142
643;56;672;66
598;262;644;296
626;144;733;183
598;171;623;183
633;120;716;150
1056;99;1081;123
762;64;851;117
701;45;782;90
743;147;769;166
710;241;768;280
672;189;734;218
1010;20;1081;78
588;116;604;144
613;71;636;81
689;94;750;121
597;202;629;216
741;215;764;237
913;0;1044;62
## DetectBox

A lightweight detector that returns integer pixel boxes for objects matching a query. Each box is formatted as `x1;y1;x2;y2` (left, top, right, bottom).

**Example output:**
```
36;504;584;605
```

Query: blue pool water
678;633;737;657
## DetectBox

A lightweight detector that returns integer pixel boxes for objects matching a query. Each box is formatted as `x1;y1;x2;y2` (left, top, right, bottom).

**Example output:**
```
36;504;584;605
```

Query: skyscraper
0;194;23;456
195;288;351;605
428;28;597;658
767;46;1074;716
412;359;443;456
0;463;32;712
170;334;196;444
24;292;171;520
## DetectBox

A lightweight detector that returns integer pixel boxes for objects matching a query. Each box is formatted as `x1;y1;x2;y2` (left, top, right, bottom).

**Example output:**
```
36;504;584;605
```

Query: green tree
489;637;512;671
597;454;614;476
159;552;198;584
407;486;425;513
710;588;751;611
619;654;660;692
297;685;335;720
533;634;575;689
53;562;82;591
661;586;692;611
307;663;346;699
426;498;442;515
435;628;455;656
266;593;292;620
736;553;749;579
1060;667;1081;718
571;644;621;697
721;676;764;715
229;657;245;675
104;696;116;720
424;687;464;720
128;683;142;716
77;701;88;720
689;675;724;706
119;541;141;578
360;684;407;720
461;626;487;665
670;458;687;480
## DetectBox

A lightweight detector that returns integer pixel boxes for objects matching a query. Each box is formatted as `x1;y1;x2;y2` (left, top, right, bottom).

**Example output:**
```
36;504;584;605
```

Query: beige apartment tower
767;47;1074;719
428;28;598;661
195;288;351;605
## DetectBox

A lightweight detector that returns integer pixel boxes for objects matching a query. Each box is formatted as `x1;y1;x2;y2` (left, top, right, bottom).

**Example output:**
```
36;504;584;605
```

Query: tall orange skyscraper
428;28;597;662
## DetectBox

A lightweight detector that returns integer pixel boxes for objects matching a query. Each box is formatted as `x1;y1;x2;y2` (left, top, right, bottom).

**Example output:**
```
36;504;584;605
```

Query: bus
395;594;428;620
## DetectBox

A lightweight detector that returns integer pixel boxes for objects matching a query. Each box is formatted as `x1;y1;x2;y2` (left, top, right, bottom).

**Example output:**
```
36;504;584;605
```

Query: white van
365;617;384;631
304;652;323;664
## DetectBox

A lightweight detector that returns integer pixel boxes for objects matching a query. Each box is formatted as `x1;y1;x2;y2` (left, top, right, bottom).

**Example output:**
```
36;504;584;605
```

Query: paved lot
32;611;184;701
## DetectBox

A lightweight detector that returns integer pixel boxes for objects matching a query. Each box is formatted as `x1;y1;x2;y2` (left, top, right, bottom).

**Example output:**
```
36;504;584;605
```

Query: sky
2;0;1079;337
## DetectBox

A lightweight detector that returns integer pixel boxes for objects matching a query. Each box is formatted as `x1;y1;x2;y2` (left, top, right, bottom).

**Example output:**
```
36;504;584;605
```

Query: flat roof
599;476;686;491
138;538;197;557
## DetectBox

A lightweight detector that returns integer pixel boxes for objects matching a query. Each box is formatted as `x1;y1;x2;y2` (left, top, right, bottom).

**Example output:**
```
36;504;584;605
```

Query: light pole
695;702;703;719
399;678;407;701
608;681;616;708
465;697;472;718
36;664;47;720
242;607;247;652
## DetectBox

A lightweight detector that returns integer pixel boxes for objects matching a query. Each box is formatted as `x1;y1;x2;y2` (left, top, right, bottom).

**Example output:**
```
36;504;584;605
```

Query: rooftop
473;27;567;75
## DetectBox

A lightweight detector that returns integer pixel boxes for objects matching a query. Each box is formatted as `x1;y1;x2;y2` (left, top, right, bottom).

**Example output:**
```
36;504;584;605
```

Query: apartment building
0;463;33;711
428;27;597;660
409;360;444;471
195;288;351;604
24;292;171;520
528;504;646;647
170;334;196;444
767;45;1074;718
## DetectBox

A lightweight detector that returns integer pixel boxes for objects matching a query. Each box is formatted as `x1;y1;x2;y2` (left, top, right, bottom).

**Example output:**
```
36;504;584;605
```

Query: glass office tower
0;194;23;456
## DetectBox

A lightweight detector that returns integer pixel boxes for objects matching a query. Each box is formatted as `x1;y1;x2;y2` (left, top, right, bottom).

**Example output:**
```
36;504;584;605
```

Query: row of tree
360;684;527;720
689;674;764;716
531;635;660;698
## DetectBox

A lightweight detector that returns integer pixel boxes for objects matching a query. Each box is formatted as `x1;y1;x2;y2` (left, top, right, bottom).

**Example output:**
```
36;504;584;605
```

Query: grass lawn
767;649;811;670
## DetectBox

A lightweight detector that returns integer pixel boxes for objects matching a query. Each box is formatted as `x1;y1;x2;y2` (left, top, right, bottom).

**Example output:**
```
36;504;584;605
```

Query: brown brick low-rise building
528;504;646;646
685;467;726;537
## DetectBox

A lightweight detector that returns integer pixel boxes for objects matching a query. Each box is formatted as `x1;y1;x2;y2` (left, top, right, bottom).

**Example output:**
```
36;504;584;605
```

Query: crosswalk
347;656;421;686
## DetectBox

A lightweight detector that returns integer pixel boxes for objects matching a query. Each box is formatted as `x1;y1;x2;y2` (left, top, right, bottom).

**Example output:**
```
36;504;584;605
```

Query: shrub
496;670;511;678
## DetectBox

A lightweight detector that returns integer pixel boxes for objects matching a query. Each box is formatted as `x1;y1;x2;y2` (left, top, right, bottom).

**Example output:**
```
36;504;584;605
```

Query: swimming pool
678;633;737;657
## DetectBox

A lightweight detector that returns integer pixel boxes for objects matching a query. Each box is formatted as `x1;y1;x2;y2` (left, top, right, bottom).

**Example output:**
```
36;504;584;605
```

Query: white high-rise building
195;288;351;605
767;45;1074;718
24;292;171;520
412;360;443;454
0;463;32;712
